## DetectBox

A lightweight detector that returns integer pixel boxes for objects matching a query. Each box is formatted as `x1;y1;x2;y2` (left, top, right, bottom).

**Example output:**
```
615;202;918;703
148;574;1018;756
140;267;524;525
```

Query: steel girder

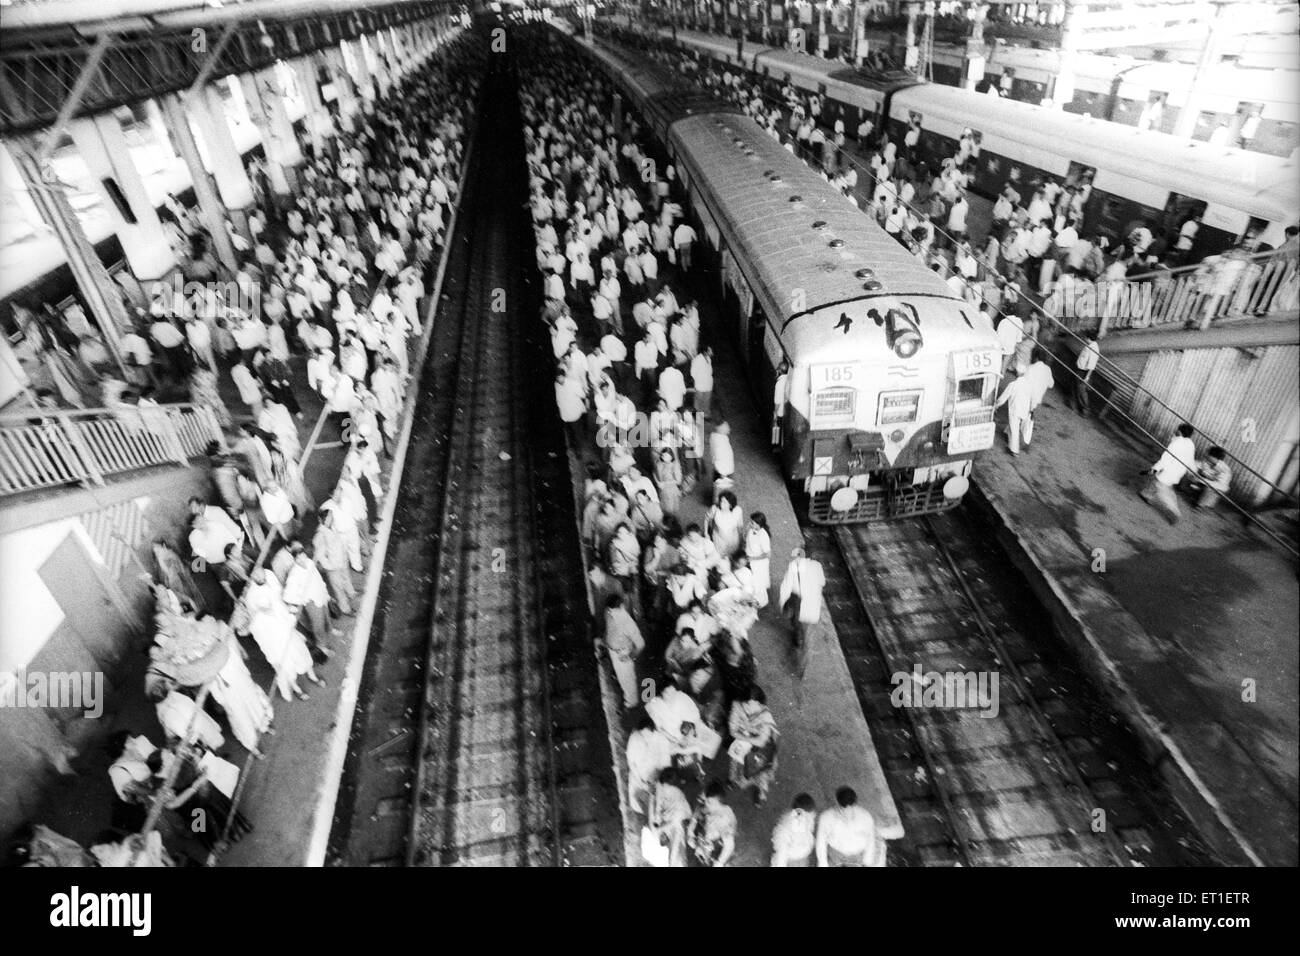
0;1;453;136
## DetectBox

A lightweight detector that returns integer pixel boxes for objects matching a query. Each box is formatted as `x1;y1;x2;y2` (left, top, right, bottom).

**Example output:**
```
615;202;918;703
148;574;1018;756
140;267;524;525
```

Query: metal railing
0;403;225;497
1049;251;1300;335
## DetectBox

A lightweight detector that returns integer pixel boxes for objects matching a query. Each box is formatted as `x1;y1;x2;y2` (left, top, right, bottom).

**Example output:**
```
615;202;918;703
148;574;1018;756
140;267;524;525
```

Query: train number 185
958;350;998;374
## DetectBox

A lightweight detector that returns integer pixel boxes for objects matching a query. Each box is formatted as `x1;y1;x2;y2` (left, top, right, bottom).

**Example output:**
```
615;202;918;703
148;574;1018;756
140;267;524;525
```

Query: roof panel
670;112;955;319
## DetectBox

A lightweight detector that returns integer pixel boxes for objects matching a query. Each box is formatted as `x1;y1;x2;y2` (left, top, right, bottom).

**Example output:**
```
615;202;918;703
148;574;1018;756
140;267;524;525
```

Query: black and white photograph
0;0;1295;933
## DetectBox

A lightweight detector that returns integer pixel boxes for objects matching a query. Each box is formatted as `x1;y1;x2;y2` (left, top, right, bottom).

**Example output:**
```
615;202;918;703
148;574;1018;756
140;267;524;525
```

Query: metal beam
35;32;111;167
184;21;237;102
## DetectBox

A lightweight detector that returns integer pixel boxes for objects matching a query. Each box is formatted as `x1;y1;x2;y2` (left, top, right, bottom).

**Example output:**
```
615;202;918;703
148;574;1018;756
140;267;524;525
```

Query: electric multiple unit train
637;26;1300;255
568;30;1003;523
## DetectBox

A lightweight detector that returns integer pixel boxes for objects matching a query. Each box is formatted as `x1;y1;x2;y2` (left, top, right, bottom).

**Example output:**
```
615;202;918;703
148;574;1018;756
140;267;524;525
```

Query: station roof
0;0;427;33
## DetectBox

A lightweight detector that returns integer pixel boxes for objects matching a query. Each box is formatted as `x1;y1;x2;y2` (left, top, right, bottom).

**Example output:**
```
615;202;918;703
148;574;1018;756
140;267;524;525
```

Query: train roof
668;112;957;325
581;34;742;132
893;83;1300;223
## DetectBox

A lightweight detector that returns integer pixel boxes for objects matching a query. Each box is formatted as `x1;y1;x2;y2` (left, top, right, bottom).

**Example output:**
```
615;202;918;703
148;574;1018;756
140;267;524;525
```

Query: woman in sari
188;360;232;428
687;781;737;867
743;512;773;609
606;522;641;609
208;619;274;756
644;769;692;867
653;446;683;520
712;489;743;556
152;541;206;614
243;567;321;701
709;555;759;642
727;686;779;806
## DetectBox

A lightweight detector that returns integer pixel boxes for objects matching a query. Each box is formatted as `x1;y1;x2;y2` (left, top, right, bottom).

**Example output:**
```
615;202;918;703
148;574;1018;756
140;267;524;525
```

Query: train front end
782;295;1001;523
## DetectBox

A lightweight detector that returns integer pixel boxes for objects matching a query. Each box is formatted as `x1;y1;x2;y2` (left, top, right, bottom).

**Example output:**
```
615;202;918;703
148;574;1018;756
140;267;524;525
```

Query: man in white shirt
1141;423;1196;524
771;793;818;866
690;348;714;421
779;546;826;673
816;786;882;866
673;223;697;271
1072;332;1100;417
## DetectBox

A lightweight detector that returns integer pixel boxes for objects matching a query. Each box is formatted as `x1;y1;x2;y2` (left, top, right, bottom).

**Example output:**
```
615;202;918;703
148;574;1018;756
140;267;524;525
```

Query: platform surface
975;385;1299;866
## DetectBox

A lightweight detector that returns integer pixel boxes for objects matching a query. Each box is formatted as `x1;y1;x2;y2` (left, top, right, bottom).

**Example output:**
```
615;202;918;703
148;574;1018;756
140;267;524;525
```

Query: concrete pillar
158;93;238;273
905;2;920;70
1172;0;1228;140
322;47;359;134
8;135;132;376
1049;0;1087;110
68;113;177;282
962;2;988;91
143;99;177;162
190;82;256;239
292;56;333;158
371;33;394;99
239;68;301;196
350;37;377;105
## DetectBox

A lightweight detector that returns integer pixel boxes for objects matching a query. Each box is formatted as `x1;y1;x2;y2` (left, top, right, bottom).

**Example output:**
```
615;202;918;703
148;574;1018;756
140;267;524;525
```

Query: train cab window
878;390;922;426
956;376;986;405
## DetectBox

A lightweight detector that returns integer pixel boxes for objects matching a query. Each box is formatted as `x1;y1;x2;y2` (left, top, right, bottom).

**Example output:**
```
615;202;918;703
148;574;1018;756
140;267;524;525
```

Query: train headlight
830;487;859;511
870;303;924;359
893;331;922;359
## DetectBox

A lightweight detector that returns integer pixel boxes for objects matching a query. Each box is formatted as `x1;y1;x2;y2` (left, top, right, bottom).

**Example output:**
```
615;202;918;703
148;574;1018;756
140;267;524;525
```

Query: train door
1161;193;1208;249
1062;160;1098;229
747;301;767;371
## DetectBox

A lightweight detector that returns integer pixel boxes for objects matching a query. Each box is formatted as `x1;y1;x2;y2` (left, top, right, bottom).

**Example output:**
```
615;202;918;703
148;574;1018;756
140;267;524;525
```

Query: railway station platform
973;385;1299;867
575;319;906;866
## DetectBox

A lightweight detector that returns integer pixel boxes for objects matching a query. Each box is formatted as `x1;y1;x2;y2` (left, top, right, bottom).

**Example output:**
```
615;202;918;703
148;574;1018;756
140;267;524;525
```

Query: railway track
329;60;621;867
806;506;1215;867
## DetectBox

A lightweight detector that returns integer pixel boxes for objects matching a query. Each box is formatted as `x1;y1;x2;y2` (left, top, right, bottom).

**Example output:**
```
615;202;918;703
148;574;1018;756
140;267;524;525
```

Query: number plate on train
812;363;863;388
947;422;997;454
956;350;999;375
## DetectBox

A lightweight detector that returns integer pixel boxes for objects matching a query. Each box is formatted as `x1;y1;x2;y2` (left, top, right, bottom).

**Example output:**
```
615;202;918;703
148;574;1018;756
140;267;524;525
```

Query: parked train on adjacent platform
571;33;1004;523
641;27;1300;255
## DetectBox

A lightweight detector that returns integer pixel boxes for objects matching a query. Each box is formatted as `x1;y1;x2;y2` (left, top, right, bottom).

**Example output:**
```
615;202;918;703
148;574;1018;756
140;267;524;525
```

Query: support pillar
1049;0;1087;109
239;68;301;197
158;93;238;273
369;33;393;100
292;56;333;159
962;2;988;91
8;135;132;377
322;46;359;134
68;113;177;282
351;37;377;105
190;82;256;240
905;2;920;71
1172;0;1228;140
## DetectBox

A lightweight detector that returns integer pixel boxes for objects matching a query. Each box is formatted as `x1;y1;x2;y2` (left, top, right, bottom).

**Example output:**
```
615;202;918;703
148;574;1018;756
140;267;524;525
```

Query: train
627;24;1300;256
565;29;1004;524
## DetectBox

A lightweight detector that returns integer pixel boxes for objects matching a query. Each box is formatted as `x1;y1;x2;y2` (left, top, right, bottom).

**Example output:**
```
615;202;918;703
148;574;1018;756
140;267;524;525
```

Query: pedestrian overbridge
1047;251;1299;510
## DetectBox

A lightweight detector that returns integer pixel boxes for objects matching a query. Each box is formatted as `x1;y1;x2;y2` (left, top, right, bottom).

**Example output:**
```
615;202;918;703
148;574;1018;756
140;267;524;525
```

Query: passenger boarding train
636;26;1300;255
566;32;1004;524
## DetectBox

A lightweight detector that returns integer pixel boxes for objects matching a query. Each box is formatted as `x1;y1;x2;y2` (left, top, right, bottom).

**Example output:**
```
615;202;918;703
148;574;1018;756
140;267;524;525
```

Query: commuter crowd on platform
604;20;1282;519
14;35;485;868
525;29;881;867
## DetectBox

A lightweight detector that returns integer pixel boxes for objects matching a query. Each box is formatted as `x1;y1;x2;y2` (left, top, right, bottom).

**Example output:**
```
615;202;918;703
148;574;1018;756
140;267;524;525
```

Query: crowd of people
605;21;1289;511
524;28;882;867
14;32;484;868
